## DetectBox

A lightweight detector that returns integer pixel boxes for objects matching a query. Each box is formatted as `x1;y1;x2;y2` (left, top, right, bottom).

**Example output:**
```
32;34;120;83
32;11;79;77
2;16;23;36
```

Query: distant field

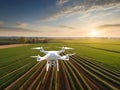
0;39;120;89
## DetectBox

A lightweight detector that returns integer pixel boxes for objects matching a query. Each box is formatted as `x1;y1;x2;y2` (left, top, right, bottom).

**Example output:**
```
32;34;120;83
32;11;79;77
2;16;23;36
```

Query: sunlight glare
89;30;98;37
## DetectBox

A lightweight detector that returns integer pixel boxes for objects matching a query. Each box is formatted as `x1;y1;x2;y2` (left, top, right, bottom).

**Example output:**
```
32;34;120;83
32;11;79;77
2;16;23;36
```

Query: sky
0;0;120;37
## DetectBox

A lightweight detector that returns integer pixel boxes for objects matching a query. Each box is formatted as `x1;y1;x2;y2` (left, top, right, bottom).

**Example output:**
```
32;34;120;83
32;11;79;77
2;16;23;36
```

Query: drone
31;47;75;71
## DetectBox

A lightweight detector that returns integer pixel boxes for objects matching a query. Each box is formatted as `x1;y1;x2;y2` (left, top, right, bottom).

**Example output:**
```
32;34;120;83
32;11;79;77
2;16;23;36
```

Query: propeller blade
31;47;43;50
64;47;73;49
58;47;74;49
31;47;49;50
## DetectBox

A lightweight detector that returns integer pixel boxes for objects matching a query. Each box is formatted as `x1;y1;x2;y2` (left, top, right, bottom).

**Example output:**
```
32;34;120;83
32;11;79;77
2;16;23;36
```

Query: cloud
16;22;28;28
98;24;120;28
57;25;75;29
0;21;4;26
0;26;42;36
0;26;38;32
42;0;120;22
56;0;69;6
0;25;76;37
0;21;40;37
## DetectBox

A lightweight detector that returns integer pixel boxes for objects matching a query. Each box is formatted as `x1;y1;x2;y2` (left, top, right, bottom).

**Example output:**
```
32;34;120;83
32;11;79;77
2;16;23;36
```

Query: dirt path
0;44;29;49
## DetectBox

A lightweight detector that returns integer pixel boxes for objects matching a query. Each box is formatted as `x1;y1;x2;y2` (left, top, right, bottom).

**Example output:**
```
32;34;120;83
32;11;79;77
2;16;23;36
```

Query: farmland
0;38;120;90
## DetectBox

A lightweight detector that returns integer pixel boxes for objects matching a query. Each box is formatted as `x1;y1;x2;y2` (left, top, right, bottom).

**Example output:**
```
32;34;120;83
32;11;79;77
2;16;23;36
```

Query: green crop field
0;38;120;90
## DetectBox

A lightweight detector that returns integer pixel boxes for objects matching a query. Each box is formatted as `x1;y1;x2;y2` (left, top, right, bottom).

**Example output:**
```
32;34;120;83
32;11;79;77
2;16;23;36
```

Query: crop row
0;60;36;89
69;55;120;89
70;58;100;89
1;52;120;89
75;53;120;76
57;61;71;90
0;54;30;68
0;57;33;78
62;53;101;89
74;55;120;80
4;61;45;90
80;44;120;54
60;53;90;90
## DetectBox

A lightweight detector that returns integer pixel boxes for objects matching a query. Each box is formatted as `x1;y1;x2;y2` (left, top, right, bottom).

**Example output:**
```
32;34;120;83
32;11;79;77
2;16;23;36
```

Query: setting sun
89;30;98;37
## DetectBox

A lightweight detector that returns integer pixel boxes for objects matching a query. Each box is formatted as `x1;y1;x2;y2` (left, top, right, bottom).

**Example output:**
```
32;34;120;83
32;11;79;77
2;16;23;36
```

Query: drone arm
31;47;48;54
31;55;46;61
57;47;74;54
40;48;48;54
58;53;75;61
57;47;65;54
59;55;69;60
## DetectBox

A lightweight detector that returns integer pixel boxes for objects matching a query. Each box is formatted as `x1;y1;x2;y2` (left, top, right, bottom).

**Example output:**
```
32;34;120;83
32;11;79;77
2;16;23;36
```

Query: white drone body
31;47;75;71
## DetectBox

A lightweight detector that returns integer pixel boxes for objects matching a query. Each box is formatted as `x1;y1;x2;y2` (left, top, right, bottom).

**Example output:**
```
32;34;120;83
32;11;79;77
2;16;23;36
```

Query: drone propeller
31;47;43;50
58;47;73;49
64;47;73;49
31;47;49;50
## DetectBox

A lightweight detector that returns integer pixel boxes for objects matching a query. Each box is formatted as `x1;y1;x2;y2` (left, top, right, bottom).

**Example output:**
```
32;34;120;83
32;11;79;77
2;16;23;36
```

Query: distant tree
32;38;36;43
43;39;48;43
19;37;26;44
